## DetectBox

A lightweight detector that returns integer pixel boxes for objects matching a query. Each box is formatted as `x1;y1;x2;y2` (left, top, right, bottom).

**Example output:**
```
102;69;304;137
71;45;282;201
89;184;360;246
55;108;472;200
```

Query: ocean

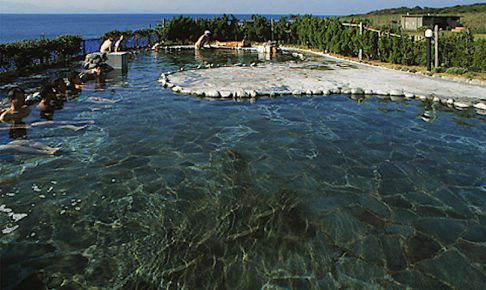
0;13;328;44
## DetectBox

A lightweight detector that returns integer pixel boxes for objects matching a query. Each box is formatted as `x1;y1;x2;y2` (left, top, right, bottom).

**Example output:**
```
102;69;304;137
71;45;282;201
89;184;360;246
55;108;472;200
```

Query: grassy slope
340;3;486;34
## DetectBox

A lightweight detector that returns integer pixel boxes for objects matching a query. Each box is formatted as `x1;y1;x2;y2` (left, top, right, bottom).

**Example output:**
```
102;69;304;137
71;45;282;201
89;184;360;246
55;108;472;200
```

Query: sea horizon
0;13;335;43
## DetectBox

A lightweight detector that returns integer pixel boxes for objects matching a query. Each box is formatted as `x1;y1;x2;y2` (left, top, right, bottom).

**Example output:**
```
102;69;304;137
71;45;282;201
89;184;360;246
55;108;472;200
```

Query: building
401;15;461;31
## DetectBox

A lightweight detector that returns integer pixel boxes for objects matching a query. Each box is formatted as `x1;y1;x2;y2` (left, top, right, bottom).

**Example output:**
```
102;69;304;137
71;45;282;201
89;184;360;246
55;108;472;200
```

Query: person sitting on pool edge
195;30;211;50
114;35;124;52
100;36;113;53
0;87;31;123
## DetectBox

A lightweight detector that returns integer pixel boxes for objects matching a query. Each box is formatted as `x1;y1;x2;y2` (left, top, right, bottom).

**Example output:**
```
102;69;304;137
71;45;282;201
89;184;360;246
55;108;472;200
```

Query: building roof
401;15;461;18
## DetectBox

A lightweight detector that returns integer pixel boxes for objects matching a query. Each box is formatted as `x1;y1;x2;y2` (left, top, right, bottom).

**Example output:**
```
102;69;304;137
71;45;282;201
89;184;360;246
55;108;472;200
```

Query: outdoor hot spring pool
1;49;486;289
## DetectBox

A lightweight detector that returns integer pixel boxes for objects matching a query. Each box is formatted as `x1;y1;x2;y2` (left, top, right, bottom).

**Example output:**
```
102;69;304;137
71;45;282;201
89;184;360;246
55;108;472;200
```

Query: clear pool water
1;49;486;289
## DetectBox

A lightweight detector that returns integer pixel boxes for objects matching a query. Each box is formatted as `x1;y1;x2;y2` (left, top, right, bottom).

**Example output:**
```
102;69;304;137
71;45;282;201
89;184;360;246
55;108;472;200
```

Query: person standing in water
195;30;211;50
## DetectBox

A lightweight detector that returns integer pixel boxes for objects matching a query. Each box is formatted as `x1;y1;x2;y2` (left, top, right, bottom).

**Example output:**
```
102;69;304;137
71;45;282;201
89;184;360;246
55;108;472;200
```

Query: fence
0;34;157;75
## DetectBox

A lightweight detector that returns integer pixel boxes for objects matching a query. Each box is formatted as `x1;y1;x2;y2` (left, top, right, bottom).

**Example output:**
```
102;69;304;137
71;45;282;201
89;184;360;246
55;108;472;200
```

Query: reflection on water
1;49;486;289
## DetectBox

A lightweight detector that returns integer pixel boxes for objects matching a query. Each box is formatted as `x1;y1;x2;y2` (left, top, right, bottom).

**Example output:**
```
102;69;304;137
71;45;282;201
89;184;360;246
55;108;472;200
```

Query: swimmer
151;43;161;52
52;77;68;101
195;30;211;50
0;87;31;123
38;85;60;120
0;140;60;155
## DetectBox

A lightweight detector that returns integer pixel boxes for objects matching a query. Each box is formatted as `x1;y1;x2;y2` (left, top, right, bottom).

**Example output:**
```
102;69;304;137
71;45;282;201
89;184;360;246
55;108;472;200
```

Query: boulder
473;103;486;110
172;86;183;93
220;91;232;98
236;91;249;98
417;95;427;101
292;90;303;96
205;90;220;98
364;89;374;95
312;90;323;95
404;92;415;99
375;90;389;96
341;88;352;95
351;88;364;95
389;89;404;96
330;88;341;94
248;90;258;98
454;102;471;109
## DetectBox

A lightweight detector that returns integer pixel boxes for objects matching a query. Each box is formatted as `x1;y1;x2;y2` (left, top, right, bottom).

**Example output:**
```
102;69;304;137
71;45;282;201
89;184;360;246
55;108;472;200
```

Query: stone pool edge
157;46;486;115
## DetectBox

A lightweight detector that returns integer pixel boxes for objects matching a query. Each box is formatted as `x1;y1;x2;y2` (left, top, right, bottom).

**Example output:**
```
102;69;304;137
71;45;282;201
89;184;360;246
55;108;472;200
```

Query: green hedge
0;35;83;72
155;14;486;71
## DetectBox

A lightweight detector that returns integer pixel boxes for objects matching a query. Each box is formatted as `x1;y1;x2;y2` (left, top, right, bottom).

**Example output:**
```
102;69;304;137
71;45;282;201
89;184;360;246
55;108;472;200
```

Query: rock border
157;47;486;116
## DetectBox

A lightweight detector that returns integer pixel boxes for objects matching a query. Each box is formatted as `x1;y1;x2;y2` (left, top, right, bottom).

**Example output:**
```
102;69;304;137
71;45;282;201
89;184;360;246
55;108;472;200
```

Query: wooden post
358;22;363;61
434;25;439;68
271;19;275;41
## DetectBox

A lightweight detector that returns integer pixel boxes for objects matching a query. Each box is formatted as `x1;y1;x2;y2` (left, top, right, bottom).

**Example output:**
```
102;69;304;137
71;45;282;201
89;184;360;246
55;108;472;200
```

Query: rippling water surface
1;49;486;289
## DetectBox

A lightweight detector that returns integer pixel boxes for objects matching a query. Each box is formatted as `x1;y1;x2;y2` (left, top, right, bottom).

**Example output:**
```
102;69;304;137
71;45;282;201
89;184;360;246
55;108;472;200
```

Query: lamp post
425;29;433;72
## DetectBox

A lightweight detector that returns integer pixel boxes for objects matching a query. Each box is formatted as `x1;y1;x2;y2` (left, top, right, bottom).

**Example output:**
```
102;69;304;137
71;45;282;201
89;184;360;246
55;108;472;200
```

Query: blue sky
0;0;482;14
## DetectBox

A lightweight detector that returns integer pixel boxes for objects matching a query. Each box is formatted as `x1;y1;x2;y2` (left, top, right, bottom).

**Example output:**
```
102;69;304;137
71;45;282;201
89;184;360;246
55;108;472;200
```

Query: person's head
68;71;82;86
95;66;103;76
7;87;26;109
40;84;56;101
52;77;67;96
204;30;211;36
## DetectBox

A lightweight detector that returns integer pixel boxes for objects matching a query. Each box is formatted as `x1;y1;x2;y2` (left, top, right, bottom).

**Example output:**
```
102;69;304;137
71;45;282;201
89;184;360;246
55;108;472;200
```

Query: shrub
445;67;468;74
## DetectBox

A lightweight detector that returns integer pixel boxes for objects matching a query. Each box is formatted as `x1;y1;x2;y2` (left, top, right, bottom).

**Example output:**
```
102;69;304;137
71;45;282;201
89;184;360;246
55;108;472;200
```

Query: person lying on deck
215;39;250;48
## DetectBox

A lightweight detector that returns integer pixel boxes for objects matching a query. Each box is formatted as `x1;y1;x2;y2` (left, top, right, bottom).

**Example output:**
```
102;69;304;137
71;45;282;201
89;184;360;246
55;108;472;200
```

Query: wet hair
68;71;82;85
7;87;25;102
52;77;67;94
39;84;55;100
